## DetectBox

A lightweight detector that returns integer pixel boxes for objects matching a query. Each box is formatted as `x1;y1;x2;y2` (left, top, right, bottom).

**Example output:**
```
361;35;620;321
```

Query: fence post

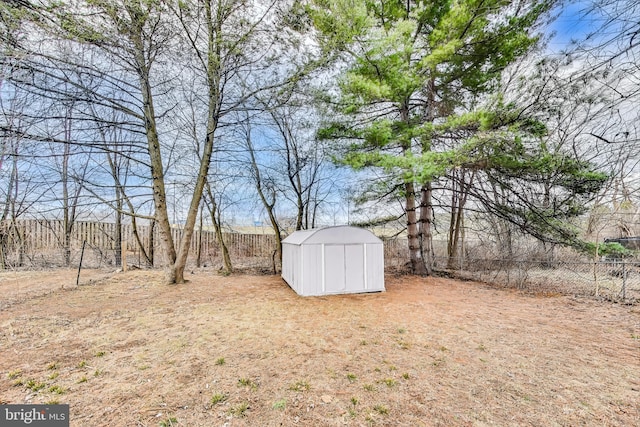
76;240;86;287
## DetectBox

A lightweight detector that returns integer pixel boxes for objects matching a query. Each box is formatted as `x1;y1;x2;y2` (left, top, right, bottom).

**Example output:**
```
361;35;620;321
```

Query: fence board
1;219;280;267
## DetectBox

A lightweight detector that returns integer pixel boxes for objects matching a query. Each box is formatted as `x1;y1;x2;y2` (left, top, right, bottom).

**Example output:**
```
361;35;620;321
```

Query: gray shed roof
282;226;382;245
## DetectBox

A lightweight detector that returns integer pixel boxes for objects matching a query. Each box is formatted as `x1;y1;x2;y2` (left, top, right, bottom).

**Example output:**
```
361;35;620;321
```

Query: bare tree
175;86;235;273
258;95;331;231
240;113;284;272
1;0;299;283
202;178;233;273
1;3;44;268
163;0;296;281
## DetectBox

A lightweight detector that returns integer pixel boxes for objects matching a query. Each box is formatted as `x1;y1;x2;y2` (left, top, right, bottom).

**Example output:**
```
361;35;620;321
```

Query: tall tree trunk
113;169;124;267
62;112;73;267
266;205;283;273
538;182;555;264
114;198;122;268
295;179;304;231
133;27;185;280
447;186;461;270
196;207;203;268
204;182;232;274
417;77;437;276
212;212;232;274
1;140;18;269
126;207;154;267
447;171;473;270
168;0;226;284
447;198;465;269
171;139;213;282
0;233;5;270
246;123;283;273
400;99;428;275
137;59;176;278
418;181;434;275
126;10;176;279
406;181;428;275
147;219;155;267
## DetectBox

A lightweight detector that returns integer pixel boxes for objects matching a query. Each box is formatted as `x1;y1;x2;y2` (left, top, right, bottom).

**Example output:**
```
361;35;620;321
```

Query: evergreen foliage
308;0;608;261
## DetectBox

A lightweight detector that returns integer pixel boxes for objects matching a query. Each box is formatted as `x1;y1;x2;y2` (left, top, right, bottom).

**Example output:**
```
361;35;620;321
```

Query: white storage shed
281;226;385;296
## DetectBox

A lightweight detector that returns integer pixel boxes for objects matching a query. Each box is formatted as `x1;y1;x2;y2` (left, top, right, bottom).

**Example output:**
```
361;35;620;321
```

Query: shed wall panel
366;244;385;291
281;226;385;296
324;245;346;294
282;243;302;294
344;244;365;293
302;244;322;296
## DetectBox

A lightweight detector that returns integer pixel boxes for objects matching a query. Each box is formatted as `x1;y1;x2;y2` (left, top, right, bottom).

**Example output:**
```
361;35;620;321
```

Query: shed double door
323;244;365;293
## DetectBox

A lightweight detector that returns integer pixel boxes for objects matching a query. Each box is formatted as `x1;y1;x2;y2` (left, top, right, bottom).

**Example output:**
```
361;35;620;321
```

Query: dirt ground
0;269;639;427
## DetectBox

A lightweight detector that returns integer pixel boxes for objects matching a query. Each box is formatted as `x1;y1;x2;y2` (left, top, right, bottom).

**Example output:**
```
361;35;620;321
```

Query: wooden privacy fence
0;219;280;268
1;219;408;269
4;219;636;302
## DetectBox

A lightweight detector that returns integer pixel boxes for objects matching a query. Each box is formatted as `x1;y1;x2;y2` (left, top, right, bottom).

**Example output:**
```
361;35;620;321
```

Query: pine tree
309;0;605;273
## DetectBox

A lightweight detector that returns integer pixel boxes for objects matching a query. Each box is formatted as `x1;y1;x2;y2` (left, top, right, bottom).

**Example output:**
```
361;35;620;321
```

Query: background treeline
1;0;639;283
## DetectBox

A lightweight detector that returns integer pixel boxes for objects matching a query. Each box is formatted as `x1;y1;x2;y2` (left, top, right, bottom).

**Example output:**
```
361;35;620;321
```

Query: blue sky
546;1;601;51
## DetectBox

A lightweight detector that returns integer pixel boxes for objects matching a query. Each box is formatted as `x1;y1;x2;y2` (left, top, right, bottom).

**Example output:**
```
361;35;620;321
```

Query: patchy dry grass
0;269;639;426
